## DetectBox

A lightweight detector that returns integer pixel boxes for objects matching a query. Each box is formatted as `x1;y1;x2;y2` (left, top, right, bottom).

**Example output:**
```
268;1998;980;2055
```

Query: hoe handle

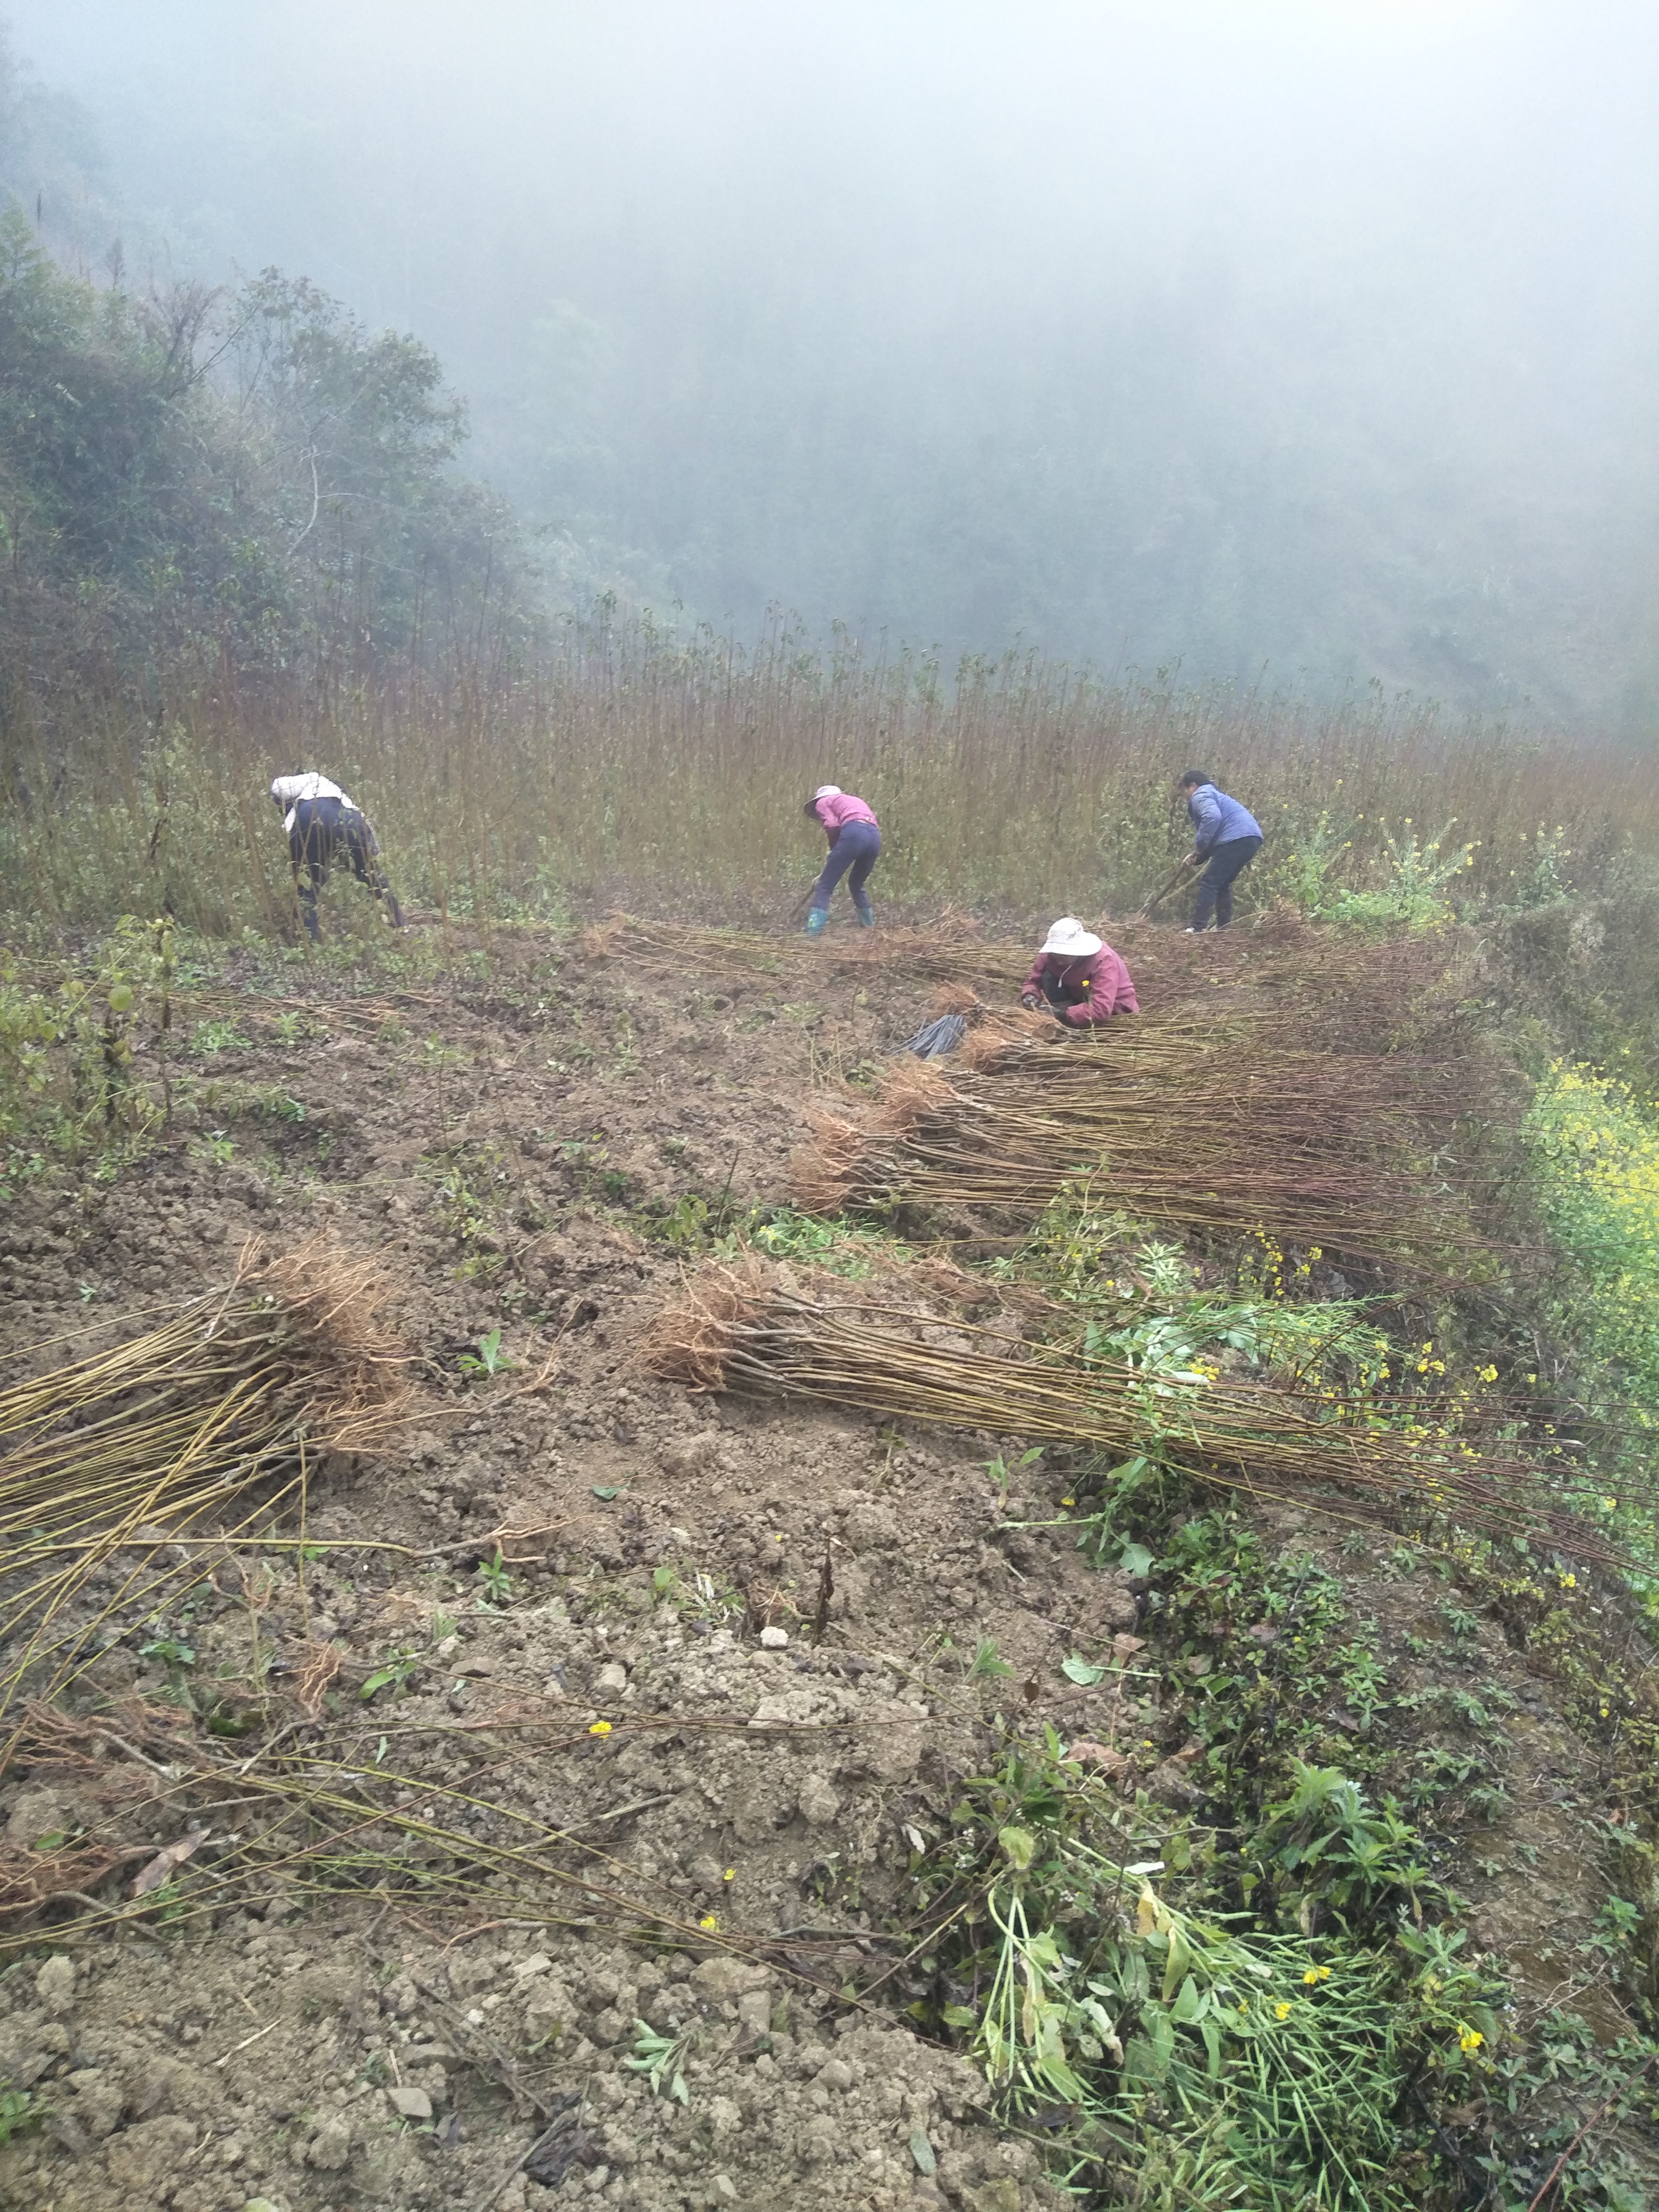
1135;861;1191;921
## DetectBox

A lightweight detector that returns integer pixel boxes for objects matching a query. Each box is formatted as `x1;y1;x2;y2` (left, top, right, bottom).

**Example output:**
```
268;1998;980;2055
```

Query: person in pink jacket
1021;918;1139;1027
802;785;881;934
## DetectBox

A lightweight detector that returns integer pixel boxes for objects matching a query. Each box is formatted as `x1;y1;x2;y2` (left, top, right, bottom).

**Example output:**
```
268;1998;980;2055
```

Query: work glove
1020;993;1041;1010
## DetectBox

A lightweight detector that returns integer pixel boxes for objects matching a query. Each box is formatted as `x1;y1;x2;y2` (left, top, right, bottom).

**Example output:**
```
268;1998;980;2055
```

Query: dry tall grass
4;609;1655;937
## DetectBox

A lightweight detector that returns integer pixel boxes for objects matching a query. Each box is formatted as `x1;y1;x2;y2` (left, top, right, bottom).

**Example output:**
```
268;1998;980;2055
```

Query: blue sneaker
805;907;829;935
853;897;876;927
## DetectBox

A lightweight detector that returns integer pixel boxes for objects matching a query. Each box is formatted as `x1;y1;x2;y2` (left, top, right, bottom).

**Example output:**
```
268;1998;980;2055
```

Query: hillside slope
0;914;1654;2211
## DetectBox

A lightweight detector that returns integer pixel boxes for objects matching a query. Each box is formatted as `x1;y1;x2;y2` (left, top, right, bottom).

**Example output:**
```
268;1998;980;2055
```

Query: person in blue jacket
1178;772;1263;932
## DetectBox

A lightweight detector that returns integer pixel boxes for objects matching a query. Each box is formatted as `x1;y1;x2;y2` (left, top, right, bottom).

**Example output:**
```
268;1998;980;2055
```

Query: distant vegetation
2;211;1658;1078
7;13;1659;724
0;200;526;731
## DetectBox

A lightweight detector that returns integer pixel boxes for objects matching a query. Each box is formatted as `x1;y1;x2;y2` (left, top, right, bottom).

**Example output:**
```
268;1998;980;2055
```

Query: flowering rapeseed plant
1527;1063;1659;1404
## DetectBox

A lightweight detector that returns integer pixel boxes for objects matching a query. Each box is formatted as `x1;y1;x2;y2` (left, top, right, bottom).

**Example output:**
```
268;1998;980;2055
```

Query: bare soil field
0;913;1650;2212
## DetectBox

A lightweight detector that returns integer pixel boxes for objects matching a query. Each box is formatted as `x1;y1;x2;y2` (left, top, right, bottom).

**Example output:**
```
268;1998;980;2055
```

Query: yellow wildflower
699;1913;719;1931
1275;2001;1293;2021
588;1720;612;1736
1458;2025;1484;2052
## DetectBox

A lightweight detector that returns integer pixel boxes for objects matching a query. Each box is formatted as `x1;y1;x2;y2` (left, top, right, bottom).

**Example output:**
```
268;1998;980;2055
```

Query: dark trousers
290;797;402;940
811;819;881;912
1038;974;1084;1018
1192;834;1262;930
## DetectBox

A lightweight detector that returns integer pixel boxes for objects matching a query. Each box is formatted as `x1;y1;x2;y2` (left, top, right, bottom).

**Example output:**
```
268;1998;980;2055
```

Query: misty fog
5;1;1659;726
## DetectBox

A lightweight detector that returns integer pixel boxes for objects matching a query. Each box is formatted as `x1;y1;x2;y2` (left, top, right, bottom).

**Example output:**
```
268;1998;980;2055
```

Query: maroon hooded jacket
1022;944;1139;1026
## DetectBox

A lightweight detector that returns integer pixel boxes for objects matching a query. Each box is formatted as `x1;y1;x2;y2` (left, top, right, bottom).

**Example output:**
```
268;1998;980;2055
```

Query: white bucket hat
813;784;843;800
1041;917;1103;959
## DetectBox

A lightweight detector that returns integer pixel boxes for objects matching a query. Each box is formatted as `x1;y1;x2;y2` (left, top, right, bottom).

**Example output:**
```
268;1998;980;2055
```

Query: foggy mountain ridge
4;3;1659;730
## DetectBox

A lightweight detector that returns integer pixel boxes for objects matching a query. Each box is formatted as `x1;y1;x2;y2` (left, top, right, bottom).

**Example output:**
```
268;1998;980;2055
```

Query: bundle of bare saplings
584;907;1480;1054
644;1258;1619;1568
791;1006;1514;1283
0;1238;411;1747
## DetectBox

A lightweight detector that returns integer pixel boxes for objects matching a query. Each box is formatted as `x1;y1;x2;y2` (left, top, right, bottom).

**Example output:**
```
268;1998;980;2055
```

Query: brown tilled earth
0;915;1635;2212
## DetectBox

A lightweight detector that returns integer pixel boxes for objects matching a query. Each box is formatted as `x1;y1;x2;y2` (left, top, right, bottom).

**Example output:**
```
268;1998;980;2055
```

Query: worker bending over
1179;771;1263;932
1021;919;1138;1027
270;772;403;941
803;785;881;934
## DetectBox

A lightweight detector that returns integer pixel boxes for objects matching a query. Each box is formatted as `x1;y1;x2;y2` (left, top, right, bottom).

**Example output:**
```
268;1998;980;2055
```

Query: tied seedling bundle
646;1260;1619;1566
0;1236;410;1741
793;1022;1513;1284
586;910;1476;1056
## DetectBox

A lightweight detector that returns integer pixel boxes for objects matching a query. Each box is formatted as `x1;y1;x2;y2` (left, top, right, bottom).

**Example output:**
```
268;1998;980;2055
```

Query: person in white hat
801;784;881;934
1020;918;1138;1027
270;770;403;941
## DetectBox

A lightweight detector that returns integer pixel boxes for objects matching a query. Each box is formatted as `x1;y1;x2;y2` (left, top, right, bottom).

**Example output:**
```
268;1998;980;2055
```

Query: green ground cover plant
0;918;175;1191
860;1177;1659;2205
1526;1065;1659;1411
1523;1064;1659;1597
912;1474;1659;2209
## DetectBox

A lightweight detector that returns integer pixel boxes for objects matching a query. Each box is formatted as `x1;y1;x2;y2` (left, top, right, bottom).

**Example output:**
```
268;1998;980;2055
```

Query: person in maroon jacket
1021;918;1139;1028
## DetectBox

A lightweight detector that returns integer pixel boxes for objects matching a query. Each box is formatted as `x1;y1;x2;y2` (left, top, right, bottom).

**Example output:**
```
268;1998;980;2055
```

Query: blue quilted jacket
1187;783;1262;853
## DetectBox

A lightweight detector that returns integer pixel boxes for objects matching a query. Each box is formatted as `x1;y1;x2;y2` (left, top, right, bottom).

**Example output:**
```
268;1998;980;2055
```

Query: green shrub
0;919;175;1185
1525;1063;1659;1406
